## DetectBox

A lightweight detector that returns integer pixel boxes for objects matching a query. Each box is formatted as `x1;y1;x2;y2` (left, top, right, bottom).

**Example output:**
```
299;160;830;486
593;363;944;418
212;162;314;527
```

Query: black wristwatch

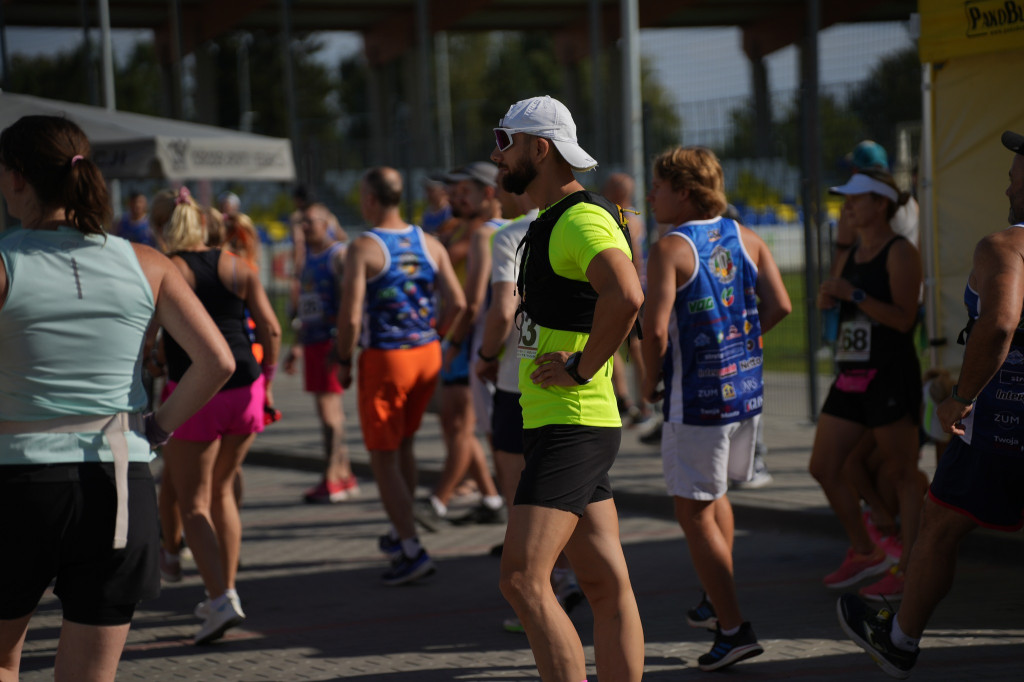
564;351;592;385
851;288;866;304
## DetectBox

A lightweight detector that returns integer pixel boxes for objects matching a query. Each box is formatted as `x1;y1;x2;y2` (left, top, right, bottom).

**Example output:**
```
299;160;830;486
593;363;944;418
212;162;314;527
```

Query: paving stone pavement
17;462;1024;681
15;372;1024;680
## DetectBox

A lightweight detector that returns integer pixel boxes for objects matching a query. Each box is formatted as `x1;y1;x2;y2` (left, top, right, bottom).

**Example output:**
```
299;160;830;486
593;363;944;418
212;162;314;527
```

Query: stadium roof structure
3;0;917;65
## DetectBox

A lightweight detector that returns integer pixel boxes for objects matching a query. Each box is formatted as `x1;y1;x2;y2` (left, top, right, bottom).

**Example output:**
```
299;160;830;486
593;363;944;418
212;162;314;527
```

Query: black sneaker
378;533;402;559
413;499;446;532
837;593;919;679
449;503;507;526
697;622;764;671
382;549;436;586
686;592;718;631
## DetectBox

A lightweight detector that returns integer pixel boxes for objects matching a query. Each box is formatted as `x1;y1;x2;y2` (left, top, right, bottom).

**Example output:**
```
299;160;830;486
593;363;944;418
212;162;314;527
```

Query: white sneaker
194;596;245;645
195;593;244;620
732;455;774;489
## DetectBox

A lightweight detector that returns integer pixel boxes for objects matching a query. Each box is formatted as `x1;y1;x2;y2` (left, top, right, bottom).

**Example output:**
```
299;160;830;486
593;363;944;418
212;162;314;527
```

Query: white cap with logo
498;95;598;172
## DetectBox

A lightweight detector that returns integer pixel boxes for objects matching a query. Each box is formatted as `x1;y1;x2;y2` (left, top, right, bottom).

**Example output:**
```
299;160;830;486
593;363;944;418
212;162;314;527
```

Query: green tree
848;46;921;158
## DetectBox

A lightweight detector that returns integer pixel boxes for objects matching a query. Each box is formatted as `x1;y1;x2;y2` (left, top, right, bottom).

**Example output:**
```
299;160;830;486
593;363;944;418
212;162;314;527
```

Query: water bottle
822;306;840;344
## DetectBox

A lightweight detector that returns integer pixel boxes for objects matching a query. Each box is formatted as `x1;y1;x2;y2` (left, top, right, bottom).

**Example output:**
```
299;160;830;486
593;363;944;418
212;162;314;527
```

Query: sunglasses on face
493;128;516;152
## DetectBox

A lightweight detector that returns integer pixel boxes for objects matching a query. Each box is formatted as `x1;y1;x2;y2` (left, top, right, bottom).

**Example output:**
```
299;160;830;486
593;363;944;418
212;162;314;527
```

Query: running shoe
879;535;903;561
553;571;585;615
732;455;773;489
837;593;918;679
686;592;718;631
697;622;764;671
159;548;182;583
502;615;525;633
413;499;446;532
195;592;244;620
378;533;403;559
382;549;436;586
303;476;358;504
449;502;507;526
638;414;663;445
863;510;885;545
194;596;246;645
823;546;895;589
859;566;905;602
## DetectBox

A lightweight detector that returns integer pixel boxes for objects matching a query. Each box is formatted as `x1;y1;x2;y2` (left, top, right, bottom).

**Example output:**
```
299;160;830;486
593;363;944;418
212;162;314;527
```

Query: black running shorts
0;462;160;625
516;424;620;515
928;437;1024;531
821;358;922;428
491;389;525;455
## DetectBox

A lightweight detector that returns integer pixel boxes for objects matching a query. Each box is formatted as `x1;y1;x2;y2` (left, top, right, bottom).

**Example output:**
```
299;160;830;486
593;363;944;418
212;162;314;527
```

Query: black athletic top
165;249;261;390
836;236;916;369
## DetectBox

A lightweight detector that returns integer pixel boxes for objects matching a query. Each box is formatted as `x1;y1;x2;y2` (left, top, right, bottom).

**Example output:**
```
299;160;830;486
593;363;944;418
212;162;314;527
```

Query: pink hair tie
175;186;192;205
70;155;84;166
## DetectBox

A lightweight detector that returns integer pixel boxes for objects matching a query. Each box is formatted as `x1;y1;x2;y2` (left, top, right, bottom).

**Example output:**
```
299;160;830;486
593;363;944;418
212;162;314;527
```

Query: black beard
502;157;537;195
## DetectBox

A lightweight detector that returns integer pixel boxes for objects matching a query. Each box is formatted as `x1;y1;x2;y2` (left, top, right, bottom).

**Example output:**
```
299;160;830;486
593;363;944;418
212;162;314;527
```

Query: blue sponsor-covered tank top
662;217;763;426
297;241;345;345
362;225;439;350
959;250;1024;455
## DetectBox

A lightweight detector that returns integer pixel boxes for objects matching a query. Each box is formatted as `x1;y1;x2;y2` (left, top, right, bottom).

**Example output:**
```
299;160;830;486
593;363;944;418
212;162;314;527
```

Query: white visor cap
829;173;899;203
499;96;598;172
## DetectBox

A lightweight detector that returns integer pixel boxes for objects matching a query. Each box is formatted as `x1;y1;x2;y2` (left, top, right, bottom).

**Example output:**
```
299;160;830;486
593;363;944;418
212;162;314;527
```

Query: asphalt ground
14;372;1024;680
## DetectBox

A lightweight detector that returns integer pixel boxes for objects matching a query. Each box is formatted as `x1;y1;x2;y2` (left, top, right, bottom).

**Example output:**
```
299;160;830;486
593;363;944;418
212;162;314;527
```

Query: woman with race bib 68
810;168;922;601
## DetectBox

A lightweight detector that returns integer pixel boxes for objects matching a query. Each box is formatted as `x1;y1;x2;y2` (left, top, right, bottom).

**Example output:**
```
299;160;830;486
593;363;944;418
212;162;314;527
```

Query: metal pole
920;62;940;369
435;31;453;170
799;0;822;421
98;0;120;217
98;0;115;110
238;33;253;132
588;0;604;169
620;0;644;205
416;0;434;170
0;0;7;92
281;0;302;183
79;0;99;106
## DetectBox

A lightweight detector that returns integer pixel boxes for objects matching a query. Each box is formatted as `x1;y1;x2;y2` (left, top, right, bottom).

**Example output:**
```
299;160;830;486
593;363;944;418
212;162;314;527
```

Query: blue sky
4;21;915;107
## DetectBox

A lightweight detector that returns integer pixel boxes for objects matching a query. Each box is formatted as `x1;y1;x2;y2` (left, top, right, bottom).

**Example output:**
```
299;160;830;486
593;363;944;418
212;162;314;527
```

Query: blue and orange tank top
362;225;439;350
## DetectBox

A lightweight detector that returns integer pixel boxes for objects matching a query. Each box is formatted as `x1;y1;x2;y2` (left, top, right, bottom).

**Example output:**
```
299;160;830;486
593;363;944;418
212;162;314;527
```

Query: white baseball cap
829;173;898;203
498;96;598;172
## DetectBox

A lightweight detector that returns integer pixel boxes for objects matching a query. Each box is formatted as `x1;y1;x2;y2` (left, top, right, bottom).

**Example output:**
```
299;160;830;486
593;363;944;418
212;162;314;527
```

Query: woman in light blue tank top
0;115;235;681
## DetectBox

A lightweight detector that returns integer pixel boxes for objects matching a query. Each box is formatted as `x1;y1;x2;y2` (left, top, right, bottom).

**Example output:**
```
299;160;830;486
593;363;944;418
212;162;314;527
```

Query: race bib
517;314;539;360
298;292;324;322
835;319;871;362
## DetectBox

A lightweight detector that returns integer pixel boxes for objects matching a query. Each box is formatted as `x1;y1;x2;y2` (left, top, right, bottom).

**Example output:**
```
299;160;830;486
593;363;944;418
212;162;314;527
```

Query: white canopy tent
0;91;296;182
918;1;1024;370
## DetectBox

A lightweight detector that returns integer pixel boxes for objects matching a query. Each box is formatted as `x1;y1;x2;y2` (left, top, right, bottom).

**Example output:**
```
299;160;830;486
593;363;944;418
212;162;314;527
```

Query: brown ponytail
0;115;111;236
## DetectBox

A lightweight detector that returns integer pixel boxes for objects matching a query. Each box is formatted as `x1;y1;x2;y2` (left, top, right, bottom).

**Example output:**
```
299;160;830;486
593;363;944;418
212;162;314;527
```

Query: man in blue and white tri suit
839;132;1024;678
641;146;791;672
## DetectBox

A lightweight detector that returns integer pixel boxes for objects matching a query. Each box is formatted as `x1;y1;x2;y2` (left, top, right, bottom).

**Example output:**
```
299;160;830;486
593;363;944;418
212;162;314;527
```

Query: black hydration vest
515;190;634;333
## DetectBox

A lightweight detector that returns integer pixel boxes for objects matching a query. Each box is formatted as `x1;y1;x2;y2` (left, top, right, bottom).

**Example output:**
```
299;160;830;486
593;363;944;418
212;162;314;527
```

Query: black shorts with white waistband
0;461;160;625
515;424;620;516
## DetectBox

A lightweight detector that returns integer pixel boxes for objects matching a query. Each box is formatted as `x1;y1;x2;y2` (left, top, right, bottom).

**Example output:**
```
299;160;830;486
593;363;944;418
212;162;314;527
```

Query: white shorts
661;416;760;500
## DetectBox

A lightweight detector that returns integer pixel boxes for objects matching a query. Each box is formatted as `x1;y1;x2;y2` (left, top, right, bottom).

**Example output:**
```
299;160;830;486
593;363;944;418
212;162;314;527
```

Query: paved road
18;462;1024;681
16;372;1024;680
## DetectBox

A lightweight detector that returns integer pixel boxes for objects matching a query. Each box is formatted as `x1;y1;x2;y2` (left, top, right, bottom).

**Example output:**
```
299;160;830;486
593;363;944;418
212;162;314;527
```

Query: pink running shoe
823;546;895;589
879;534;903;561
859;566;905;602
862;510;884;546
303;478;348;504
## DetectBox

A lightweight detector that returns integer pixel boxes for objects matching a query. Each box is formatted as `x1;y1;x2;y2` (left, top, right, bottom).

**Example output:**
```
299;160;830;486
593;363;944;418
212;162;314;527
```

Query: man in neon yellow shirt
490;95;645;682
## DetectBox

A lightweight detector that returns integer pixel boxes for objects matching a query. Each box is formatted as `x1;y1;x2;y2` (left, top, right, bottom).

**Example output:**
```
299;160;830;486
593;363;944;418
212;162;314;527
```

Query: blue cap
847;140;889;171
